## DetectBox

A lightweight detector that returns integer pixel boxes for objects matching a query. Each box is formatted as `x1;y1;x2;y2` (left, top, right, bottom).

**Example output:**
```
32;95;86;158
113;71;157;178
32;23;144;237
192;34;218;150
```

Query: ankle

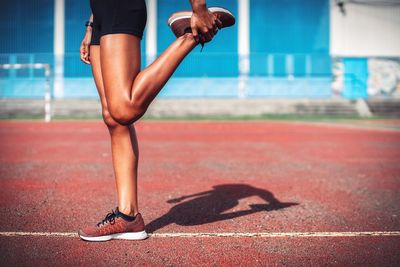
180;33;197;43
118;206;138;217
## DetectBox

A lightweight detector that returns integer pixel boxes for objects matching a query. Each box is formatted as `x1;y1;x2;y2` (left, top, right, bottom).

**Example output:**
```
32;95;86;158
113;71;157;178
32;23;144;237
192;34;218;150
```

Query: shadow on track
146;183;298;233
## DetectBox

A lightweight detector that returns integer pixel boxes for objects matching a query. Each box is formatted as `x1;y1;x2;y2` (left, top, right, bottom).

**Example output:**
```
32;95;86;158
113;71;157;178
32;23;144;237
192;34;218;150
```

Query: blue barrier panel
65;0;92;77
343;58;368;99
250;0;330;77
0;0;54;54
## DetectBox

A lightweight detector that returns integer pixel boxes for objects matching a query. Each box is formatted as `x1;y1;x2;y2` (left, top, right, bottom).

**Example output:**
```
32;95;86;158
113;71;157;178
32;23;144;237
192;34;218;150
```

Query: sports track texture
0;120;399;266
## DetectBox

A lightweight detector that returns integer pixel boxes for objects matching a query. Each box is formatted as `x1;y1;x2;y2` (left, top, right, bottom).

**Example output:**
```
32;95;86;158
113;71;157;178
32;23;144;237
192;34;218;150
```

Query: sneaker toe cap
78;227;97;237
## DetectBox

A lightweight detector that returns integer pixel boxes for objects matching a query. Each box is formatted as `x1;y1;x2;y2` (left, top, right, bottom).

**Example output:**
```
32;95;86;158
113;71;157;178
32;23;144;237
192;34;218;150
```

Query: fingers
201;35;206;44
190;16;201;43
204;27;214;40
192;26;199;42
214;13;223;29
190;11;221;44
216;18;223;29
202;19;218;42
207;16;217;39
211;20;218;36
206;14;221;39
80;42;91;64
80;51;90;64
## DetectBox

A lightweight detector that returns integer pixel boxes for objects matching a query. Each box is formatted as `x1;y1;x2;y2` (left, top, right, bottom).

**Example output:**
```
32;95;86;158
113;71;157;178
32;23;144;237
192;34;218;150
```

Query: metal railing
0;63;52;122
0;52;334;100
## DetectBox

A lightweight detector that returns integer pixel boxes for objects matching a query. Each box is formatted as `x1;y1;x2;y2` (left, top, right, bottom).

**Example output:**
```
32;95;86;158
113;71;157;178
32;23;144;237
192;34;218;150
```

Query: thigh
90;45;109;110
90;44;121;128
100;34;141;108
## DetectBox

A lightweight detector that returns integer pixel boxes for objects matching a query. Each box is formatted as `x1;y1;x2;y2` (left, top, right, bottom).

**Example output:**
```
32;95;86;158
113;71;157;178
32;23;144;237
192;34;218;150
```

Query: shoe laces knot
97;209;118;227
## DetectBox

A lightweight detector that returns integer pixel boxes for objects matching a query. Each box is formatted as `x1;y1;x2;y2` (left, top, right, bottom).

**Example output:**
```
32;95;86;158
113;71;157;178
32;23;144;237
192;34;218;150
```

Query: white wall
330;0;400;57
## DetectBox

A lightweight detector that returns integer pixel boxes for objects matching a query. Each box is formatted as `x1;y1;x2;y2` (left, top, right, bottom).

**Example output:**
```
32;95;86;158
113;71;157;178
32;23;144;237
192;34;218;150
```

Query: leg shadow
146;183;298;233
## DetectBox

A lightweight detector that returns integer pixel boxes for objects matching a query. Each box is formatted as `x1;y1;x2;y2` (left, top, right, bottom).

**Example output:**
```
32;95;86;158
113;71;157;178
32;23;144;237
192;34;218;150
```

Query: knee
102;108;120;129
108;102;145;126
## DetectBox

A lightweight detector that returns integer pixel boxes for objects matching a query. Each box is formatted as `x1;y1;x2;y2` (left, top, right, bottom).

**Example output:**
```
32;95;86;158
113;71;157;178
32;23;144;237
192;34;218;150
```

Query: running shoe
168;7;235;38
78;207;148;242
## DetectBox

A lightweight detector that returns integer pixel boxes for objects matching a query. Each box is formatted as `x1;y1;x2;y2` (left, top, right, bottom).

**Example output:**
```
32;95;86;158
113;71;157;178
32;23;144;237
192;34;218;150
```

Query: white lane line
1;231;400;238
150;232;400;237
0;232;77;237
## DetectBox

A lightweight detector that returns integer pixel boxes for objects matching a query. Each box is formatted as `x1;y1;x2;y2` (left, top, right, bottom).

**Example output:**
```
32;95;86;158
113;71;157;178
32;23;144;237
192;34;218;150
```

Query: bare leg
89;33;197;216
100;33;197;125
90;45;139;216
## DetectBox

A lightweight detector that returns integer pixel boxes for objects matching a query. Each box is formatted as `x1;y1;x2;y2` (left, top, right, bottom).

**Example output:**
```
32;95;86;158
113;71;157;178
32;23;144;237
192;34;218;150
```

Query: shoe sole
168;7;235;29
79;230;148;242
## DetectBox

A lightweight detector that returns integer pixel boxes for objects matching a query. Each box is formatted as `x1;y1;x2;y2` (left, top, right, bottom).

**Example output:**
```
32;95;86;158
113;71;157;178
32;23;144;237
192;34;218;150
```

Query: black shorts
90;0;147;45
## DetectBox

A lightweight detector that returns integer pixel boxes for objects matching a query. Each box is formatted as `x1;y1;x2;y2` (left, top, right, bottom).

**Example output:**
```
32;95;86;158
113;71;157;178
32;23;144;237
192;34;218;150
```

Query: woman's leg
100;33;197;125
90;45;140;216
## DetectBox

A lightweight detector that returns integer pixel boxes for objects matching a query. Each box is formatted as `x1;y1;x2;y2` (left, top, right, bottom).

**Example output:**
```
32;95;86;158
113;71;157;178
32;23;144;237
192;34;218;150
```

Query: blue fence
0;52;332;99
0;0;338;99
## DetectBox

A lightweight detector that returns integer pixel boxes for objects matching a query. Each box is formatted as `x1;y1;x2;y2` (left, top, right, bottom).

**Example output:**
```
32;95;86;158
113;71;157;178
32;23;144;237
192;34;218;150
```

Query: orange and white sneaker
78;208;148;242
167;7;235;38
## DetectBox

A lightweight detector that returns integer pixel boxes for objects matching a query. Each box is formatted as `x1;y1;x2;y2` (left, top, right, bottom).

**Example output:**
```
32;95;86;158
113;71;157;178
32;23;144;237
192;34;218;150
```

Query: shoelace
96;209;118;227
198;25;220;52
200;42;205;52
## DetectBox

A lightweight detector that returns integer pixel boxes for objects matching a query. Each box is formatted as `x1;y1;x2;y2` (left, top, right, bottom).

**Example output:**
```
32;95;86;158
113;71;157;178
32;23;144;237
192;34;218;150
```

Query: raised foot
167;7;236;39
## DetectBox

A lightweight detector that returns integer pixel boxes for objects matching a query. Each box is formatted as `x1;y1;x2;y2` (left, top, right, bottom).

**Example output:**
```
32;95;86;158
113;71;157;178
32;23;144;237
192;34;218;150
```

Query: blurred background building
0;0;400;118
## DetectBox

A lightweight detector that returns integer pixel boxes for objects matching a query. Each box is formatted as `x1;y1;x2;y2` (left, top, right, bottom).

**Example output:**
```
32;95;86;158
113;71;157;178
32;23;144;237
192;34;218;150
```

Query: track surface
0;120;399;266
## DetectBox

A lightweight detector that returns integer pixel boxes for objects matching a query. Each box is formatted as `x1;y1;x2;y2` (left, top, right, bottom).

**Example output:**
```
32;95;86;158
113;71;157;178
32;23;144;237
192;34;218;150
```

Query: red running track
0;120;399;266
